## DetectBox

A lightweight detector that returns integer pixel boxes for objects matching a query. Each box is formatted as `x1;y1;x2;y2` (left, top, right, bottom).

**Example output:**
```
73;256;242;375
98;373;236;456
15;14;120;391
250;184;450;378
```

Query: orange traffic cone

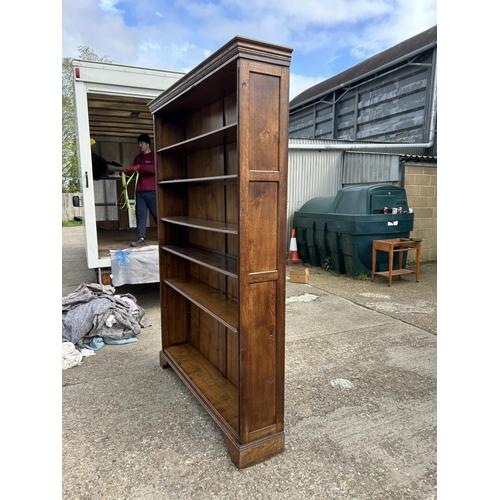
286;229;304;265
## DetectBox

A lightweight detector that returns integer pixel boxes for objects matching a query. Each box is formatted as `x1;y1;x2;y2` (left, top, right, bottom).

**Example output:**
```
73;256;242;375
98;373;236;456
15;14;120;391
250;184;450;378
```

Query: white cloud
138;40;162;52
98;0;122;14
62;0;436;91
341;0;438;61
216;0;392;26
290;73;325;101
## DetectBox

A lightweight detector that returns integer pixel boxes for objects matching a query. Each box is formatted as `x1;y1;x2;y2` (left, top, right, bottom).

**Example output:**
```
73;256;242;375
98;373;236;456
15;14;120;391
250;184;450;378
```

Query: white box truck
72;60;184;286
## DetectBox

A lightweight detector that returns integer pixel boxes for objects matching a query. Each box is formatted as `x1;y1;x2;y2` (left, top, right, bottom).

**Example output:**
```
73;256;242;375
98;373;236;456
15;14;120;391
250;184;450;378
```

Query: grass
62;220;83;227
356;271;370;280
324;256;334;272
318;257;370;280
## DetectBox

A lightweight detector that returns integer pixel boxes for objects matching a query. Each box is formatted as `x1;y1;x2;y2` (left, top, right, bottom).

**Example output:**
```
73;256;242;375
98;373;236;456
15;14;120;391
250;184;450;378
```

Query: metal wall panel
343;152;400;185
336;62;432;143
286;142;343;247
289;107;314;137
289;50;436;158
314;101;334;139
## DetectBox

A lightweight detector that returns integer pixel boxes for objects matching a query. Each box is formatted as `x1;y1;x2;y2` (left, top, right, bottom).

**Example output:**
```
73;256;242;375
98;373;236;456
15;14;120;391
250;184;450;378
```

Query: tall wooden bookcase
149;37;292;469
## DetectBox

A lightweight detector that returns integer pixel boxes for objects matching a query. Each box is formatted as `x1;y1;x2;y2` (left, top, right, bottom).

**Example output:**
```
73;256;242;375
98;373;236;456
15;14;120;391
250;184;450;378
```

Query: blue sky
62;0;437;100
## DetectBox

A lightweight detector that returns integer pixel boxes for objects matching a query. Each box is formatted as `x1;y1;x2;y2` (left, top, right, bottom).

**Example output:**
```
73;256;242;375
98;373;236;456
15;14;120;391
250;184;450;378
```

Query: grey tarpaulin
62;283;149;349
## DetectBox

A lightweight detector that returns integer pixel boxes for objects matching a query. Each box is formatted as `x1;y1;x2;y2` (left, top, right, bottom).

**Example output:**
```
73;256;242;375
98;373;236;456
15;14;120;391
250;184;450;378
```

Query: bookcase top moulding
149;36;293;115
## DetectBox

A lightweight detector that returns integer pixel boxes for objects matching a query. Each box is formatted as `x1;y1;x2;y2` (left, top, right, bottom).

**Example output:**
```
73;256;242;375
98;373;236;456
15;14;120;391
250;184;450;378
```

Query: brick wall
403;163;437;262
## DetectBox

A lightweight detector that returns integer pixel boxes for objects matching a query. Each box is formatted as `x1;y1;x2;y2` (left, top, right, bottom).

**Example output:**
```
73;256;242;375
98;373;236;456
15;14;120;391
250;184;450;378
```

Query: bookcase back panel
160;187;186;218
163;220;188;245
225;275;238;302
187;227;226;256
165;252;188;278
186;100;224;139
226;328;239;386
187;184;226;222
225;142;238;176
188;306;227;372
225;184;238;226
226;234;238;263
224;92;237;126
158;151;185;180
159;122;185;150
186;146;225;178
183;297;241;416
163;283;189;345
189;262;227;291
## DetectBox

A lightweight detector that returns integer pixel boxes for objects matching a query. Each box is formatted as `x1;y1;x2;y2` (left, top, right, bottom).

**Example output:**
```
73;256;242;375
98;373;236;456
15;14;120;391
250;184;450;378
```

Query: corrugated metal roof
290;25;437;110
399;154;437;161
288;138;438;158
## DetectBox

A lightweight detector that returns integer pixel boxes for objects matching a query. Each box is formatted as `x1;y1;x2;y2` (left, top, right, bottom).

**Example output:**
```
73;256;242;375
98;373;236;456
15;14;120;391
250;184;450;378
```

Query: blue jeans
135;191;157;239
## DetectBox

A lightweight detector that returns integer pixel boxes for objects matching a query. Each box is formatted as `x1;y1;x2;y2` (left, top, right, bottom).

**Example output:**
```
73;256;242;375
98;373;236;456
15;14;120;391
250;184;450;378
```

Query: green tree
62;47;113;192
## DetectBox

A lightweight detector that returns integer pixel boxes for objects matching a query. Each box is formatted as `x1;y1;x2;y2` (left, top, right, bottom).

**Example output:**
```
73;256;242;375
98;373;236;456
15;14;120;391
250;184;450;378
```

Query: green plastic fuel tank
293;184;414;276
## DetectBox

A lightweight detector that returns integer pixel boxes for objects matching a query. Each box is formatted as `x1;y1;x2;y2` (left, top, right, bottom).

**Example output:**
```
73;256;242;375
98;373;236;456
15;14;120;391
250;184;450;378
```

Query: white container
128;200;136;228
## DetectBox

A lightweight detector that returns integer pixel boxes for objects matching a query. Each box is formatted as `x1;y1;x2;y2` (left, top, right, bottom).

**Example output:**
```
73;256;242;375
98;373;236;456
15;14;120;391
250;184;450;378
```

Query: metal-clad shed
286;143;404;244
289;25;437;158
285;142;437;261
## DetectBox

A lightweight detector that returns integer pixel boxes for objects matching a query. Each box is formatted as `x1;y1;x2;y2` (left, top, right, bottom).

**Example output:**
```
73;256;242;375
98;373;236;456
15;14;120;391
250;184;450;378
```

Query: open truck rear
72;60;184;286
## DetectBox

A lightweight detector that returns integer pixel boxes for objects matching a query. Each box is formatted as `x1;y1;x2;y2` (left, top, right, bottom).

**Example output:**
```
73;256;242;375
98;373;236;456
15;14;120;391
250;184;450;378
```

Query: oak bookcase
149;37;292;468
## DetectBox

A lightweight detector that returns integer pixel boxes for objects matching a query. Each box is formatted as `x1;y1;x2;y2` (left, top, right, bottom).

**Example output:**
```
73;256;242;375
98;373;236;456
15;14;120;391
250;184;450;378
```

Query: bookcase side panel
275;64;290;427
242;280;277;430
247;72;280;171
237;58;287;444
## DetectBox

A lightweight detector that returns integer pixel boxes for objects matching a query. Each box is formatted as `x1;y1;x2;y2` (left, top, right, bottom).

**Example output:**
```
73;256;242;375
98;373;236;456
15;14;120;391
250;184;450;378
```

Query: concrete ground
62;226;437;500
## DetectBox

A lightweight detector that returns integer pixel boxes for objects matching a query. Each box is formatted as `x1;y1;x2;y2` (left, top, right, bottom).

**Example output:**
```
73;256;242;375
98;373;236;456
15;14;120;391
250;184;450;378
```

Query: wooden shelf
161;216;238;234
158;124;237;154
162;244;238;278
164;343;238;432
373;269;415;278
165;277;238;331
159;174;237;185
